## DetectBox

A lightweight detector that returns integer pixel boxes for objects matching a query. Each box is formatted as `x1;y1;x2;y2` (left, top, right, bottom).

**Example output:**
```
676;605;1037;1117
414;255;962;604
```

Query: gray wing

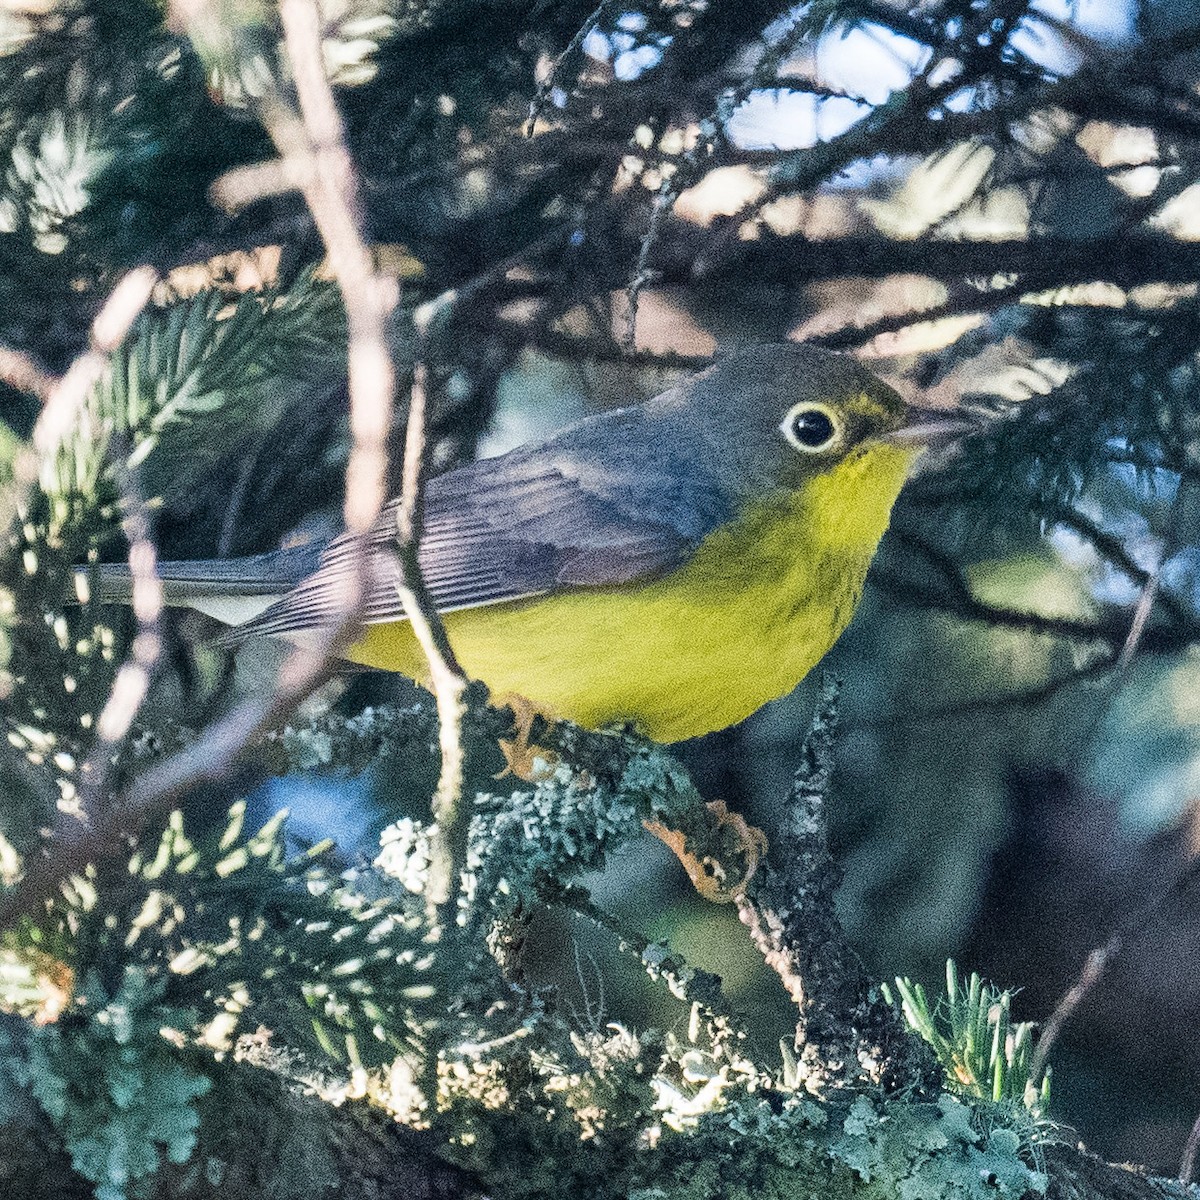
235;405;734;639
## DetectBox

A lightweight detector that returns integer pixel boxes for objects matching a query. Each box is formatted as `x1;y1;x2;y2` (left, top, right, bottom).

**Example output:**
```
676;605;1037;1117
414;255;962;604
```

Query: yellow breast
347;442;918;742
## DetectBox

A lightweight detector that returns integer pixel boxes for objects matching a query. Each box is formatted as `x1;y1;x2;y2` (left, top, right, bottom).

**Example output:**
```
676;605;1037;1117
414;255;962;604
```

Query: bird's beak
886;404;977;449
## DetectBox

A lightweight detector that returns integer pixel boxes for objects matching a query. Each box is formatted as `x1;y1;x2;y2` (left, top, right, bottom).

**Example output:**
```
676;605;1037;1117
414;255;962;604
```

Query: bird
85;343;966;745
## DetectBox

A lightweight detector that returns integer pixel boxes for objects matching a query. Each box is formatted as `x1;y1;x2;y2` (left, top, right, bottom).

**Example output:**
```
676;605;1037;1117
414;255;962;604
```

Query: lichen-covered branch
737;676;941;1096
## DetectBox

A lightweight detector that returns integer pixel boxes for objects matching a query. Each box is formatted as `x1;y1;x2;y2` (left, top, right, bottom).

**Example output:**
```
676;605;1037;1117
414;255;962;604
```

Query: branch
681;233;1200;290
872;550;1200;657
75;453;164;819
273;0;392;538
268;0;469;921
0;346;56;402
736;675;940;1095
392;319;469;920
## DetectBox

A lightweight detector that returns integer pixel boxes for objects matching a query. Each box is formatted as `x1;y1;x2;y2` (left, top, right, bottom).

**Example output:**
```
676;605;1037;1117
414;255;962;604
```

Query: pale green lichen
3;967;211;1200
629;1092;1046;1200
444;1082;1048;1200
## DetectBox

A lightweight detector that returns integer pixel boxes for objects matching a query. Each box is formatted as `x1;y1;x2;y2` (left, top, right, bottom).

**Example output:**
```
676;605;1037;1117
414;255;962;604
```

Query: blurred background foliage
3;0;1200;1189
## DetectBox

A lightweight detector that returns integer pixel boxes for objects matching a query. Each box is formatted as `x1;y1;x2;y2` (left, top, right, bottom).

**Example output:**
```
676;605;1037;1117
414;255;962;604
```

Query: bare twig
0;345;56;401
275;0;392;537
1028;936;1121;1088
494;321;714;370
393;317;468;920
1116;477;1200;671
1179;1109;1200;1185
75;455;164;819
1051;506;1194;631
526;3;608;137
181;0;471;926
870;564;1133;647
33;270;159;461
1030;853;1200;1088
3;268;157;535
624;189;667;350
210;158;303;211
549;884;735;1022
1117;568;1163;671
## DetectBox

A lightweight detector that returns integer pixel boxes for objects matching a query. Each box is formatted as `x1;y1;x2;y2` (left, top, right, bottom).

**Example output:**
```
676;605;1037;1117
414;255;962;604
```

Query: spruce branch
0;0;398;932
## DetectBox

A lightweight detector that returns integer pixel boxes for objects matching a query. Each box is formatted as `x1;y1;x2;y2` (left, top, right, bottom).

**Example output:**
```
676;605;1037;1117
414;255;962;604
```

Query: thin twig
870;565;1130;647
495;321;714;370
2;269;158;536
1179;1110;1200;1185
1028;936;1120;1088
550;884;735;1022
1117;569;1163;671
76;454;164;819
1030;852;1200;1087
210;158;303;211
526;3;608;137
807;278;1030;352
0;345;56;401
275;0;391;537
1116;476;1199;671
394;317;468;922
1051;506;1194;631
624;188;667;350
187;0;470;926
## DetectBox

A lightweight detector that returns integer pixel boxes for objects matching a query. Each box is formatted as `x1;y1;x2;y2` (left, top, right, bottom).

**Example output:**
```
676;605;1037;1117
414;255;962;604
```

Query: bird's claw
644;800;768;903
494;692;560;781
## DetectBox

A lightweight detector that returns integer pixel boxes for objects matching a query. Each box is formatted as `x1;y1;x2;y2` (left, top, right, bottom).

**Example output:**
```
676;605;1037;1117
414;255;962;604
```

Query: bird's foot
643;800;767;903
493;692;560;781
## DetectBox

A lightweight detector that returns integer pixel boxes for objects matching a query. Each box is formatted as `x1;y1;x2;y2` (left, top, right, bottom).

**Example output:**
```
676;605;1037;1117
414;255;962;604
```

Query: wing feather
232;404;735;640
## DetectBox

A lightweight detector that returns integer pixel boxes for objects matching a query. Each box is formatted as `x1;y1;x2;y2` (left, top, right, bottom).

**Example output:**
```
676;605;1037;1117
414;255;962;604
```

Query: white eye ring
780;401;843;454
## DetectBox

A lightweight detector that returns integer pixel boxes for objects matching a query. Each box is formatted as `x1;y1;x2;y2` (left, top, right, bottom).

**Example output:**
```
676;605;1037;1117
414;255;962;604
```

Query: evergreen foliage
1;1;1199;1197
886;961;1049;1114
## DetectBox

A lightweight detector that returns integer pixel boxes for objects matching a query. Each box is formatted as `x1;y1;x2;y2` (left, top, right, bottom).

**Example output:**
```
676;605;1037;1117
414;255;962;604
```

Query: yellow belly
347;443;917;742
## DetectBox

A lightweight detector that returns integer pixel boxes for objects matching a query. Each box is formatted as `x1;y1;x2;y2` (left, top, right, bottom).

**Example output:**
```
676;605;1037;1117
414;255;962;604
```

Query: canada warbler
86;344;964;742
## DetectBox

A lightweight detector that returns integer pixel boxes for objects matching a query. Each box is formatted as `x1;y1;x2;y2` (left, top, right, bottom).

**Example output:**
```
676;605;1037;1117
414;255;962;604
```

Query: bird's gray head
650;343;911;496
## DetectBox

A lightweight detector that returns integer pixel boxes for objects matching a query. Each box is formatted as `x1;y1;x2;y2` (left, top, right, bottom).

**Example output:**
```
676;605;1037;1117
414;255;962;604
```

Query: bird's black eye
781;402;841;453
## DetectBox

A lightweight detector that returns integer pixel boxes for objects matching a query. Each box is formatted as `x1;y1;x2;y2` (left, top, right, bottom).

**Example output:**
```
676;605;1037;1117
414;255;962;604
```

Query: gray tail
77;546;322;607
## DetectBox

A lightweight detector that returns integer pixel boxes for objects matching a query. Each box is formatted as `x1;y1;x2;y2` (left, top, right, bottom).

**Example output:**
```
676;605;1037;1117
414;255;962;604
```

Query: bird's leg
493;692;560;781
643;800;768;903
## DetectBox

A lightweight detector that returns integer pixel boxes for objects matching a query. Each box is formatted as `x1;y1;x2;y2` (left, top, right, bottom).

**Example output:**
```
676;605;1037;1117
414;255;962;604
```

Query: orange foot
644;800;768;903
493;692;560;782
